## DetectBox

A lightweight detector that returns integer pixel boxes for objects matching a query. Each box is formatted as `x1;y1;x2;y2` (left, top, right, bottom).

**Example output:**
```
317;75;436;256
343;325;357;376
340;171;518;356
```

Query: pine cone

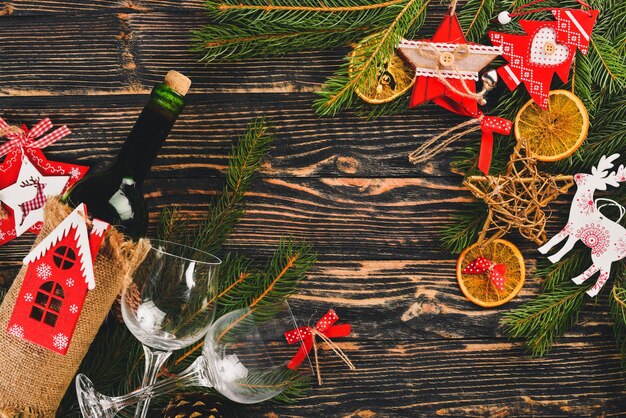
162;393;244;418
110;282;141;323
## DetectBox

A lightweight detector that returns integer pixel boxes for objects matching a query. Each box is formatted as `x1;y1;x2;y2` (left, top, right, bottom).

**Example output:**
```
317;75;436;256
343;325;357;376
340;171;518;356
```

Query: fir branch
439;202;487;254
536;249;588;292
571;52;594;112
191;118;273;255
609;284;626;368
457;0;497;43
192;23;369;62
313;0;428;116
501;283;588;357
157;205;190;244
205;0;412;30
172;240;316;369
588;34;626;96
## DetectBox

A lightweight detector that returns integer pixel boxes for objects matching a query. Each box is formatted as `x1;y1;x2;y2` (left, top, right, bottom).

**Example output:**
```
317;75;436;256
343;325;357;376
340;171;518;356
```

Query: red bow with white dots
285;309;354;384
463;256;507;292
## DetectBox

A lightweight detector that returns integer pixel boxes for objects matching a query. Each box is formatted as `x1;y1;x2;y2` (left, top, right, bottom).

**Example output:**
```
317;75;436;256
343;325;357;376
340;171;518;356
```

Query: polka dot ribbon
0;117;71;158
477;115;513;175
462;256;507;292
284;309;354;385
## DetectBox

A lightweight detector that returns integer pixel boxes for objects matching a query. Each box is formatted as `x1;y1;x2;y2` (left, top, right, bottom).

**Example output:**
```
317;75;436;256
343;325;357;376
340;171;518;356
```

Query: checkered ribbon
0;117;71;157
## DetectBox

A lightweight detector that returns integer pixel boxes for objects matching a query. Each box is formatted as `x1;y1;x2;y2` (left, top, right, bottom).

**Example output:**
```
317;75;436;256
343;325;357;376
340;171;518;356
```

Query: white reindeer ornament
538;154;626;297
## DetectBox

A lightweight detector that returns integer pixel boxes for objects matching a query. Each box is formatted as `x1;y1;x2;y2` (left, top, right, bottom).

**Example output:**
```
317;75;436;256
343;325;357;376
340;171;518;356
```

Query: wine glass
76;301;311;417
77;239;221;418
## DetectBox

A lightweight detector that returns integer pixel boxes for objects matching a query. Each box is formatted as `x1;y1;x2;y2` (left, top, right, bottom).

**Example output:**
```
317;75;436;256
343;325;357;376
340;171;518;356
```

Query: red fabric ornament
285;309;351;370
0;118;88;246
462;256;507;292
489;8;599;109
6;204;110;355
398;14;511;175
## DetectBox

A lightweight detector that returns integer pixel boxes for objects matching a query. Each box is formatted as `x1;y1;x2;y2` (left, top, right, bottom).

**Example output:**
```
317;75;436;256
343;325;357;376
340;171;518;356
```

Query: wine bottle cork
164;70;191;96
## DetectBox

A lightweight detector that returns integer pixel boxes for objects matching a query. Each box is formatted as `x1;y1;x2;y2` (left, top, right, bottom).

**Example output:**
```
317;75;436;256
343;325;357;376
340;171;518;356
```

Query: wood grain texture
0;2;624;417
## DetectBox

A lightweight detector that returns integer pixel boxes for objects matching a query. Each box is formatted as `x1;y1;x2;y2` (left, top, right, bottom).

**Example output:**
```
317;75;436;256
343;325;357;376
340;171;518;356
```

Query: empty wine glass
76;301;311;417
77;239;221;418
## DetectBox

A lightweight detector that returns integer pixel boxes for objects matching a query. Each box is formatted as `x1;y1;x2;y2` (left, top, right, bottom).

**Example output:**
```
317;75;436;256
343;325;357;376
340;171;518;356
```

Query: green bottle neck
111;83;186;185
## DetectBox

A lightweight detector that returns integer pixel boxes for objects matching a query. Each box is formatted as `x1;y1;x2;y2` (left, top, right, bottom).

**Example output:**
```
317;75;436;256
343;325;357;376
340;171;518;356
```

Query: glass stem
107;366;206;413
134;346;172;418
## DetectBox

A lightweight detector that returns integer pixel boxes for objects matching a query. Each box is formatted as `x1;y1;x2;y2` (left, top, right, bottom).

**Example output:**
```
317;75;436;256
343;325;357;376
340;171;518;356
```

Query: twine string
311;329;356;386
0;125;25;138
409;119;481;165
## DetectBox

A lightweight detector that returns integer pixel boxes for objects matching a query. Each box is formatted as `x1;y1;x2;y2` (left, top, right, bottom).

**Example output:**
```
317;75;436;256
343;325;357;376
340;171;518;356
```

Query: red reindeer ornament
6;204;110;355
490;8;599;109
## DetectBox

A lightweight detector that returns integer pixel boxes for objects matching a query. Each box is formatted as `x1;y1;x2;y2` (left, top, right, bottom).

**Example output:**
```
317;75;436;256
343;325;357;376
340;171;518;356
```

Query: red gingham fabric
18;181;47;226
0;117;71;157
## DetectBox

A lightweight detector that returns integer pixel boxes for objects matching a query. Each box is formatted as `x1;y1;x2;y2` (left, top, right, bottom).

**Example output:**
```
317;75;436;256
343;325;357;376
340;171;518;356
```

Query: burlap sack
0;198;150;417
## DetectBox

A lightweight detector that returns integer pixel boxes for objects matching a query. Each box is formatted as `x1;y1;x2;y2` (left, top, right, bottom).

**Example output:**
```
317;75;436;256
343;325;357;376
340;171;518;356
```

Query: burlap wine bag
0;198;149;417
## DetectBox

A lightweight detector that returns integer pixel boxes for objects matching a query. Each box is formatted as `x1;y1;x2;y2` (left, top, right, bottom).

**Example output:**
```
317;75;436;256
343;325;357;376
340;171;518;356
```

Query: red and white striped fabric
0;117;71;157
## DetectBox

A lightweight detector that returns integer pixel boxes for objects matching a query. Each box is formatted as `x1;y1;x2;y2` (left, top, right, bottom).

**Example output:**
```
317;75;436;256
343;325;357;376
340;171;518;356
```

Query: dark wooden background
1;1;625;416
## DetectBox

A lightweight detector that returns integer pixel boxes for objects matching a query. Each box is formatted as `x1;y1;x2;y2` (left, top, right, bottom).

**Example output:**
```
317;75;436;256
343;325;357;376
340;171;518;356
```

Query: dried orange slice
456;239;525;308
515;90;589;162
350;37;414;104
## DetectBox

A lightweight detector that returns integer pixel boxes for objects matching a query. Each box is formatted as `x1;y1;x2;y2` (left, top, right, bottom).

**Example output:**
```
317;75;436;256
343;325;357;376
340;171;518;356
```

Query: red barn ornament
6;204;110;355
489;8;599;109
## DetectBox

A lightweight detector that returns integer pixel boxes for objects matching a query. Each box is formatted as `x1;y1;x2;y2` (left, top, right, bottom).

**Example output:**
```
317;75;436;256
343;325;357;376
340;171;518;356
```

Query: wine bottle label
107;178;135;221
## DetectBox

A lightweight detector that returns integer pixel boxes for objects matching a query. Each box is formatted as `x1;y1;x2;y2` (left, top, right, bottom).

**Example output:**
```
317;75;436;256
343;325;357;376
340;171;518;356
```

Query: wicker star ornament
464;140;574;246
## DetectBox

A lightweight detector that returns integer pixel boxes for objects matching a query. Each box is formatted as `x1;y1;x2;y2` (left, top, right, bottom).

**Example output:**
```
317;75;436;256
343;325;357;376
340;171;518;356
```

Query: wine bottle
63;71;191;239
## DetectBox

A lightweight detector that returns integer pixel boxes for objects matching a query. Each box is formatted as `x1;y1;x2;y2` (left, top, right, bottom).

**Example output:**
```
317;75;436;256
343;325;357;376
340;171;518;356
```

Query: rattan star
464;141;574;245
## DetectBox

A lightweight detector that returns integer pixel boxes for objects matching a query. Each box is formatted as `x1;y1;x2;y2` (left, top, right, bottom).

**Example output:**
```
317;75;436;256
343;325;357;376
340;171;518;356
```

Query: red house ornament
6;204;110;355
489;8;599;109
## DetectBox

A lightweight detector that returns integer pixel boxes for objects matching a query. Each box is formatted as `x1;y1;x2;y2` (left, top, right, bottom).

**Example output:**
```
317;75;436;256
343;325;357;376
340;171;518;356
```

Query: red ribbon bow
462;256;507;292
285;309;354;384
0;117;71;158
477;115;513;175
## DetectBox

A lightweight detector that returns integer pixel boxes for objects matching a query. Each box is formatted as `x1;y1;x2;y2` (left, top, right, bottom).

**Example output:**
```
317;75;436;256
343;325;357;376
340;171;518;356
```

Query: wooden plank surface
1;2;625;417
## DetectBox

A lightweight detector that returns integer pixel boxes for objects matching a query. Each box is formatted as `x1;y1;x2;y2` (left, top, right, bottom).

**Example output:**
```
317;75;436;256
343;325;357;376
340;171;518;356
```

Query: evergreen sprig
501;283;588;357
313;0;428;116
192;22;370;62
457;0;497;43
204;0;413;30
191;118;272;255
439;202;487;254
609;284;626;368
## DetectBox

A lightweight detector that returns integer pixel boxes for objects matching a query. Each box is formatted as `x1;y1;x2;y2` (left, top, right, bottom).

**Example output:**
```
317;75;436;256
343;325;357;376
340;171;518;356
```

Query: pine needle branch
457;0;497;43
192;23;370;62
313;0;428;116
535;249;588;292
501;283;588;357
204;0;413;30
609;284;626;368
172;239;317;369
191;118;273;255
439;202;487;254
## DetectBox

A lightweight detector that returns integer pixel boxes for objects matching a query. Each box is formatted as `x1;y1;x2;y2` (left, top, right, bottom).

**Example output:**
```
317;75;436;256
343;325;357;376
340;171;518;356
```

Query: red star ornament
490;8;599;109
398;13;502;117
0;146;88;247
